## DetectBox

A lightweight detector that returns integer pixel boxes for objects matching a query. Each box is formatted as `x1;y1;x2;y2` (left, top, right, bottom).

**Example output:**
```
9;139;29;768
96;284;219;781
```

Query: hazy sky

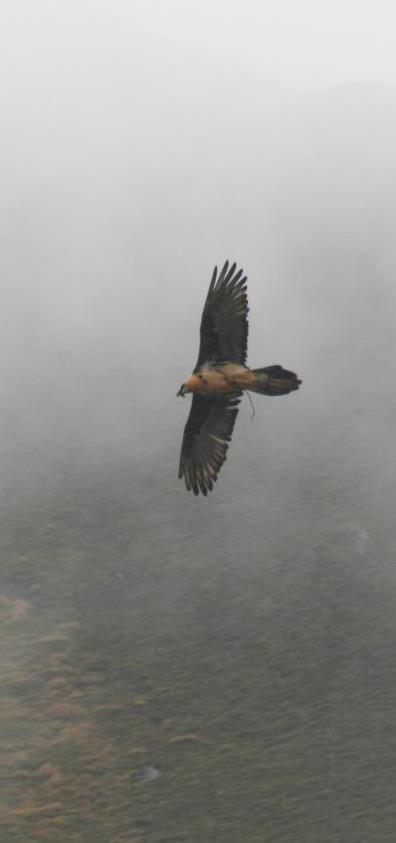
1;0;396;488
2;0;396;92
123;0;396;90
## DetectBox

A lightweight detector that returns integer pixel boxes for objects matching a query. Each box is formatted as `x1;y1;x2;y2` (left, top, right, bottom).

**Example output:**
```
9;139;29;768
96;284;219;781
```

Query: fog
1;2;396;841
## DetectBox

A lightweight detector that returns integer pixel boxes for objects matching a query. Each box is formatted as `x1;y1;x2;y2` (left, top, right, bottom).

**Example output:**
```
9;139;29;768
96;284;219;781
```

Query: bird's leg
245;390;256;421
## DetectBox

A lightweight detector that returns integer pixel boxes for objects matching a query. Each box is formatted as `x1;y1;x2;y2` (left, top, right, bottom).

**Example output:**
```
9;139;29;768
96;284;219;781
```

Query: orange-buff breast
185;365;253;394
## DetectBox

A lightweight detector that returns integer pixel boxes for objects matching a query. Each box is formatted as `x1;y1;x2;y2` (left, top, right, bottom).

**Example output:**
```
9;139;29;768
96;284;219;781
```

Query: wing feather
178;391;241;496
194;260;249;369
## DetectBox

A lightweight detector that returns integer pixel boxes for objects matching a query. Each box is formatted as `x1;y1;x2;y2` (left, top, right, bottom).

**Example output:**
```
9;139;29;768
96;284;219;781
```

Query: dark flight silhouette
177;261;301;495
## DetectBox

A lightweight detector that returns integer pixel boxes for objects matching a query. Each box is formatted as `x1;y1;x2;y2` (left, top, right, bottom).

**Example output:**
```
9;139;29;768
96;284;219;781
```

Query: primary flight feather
177;261;301;496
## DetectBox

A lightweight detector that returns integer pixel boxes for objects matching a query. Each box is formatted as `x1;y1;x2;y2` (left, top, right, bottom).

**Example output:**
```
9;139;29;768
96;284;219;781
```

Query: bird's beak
177;384;186;397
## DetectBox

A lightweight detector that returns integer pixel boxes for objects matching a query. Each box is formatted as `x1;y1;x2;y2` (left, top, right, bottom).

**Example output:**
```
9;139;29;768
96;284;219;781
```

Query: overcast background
1;2;396;842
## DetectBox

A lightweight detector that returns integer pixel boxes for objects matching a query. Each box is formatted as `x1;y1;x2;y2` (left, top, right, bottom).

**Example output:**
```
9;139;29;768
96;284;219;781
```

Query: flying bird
177;260;301;495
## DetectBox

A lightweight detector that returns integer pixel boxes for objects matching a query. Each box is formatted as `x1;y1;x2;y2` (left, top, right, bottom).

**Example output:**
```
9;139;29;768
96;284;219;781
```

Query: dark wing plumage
194;260;249;370
178;391;242;496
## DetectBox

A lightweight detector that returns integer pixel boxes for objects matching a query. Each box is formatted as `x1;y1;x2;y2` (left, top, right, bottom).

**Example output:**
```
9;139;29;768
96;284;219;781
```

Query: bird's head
177;374;202;396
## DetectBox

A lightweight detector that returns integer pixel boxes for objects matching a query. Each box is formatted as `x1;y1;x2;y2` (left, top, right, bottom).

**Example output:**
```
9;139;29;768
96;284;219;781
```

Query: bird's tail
249;365;302;396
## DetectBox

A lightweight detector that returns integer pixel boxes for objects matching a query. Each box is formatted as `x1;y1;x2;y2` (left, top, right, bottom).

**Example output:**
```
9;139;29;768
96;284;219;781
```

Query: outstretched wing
194;261;249;370
178;391;241;496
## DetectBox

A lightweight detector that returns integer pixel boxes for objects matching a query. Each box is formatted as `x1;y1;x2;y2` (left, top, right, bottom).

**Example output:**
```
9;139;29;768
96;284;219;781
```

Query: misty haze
1;2;396;841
